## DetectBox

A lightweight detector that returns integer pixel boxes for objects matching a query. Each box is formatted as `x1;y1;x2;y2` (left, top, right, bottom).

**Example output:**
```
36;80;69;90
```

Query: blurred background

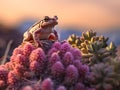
0;0;120;58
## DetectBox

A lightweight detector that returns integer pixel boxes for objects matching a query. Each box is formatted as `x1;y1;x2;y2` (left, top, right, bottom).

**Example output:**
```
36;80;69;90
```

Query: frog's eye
44;16;50;21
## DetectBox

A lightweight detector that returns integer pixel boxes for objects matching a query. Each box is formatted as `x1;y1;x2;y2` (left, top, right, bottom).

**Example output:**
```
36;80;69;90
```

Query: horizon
0;0;120;31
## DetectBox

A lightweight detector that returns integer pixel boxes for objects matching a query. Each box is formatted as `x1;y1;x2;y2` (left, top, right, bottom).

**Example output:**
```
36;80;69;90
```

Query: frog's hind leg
23;31;32;42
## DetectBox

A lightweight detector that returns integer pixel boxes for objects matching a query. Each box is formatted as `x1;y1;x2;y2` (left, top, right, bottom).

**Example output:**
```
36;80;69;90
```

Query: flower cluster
46;41;93;90
0;41;94;90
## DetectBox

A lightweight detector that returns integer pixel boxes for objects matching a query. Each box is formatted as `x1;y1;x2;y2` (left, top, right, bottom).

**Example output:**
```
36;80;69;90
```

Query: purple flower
103;84;113;90
86;87;95;90
49;52;61;67
48;48;59;57
41;78;53;90
73;60;82;69
57;86;66;90
29;61;43;75
71;48;82;60
63;52;74;66
75;83;85;90
51;61;65;78
65;65;79;85
79;65;89;79
29;48;46;64
60;43;71;53
52;41;61;50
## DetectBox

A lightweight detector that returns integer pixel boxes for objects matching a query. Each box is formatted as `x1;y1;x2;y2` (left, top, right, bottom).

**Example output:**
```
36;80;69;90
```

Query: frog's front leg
33;29;42;47
53;30;58;40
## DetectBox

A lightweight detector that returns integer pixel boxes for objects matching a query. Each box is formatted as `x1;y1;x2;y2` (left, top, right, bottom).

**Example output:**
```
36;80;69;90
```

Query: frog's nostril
54;16;58;20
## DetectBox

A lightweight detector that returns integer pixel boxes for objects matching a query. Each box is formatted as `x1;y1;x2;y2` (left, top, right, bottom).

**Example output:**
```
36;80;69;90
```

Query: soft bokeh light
0;0;120;29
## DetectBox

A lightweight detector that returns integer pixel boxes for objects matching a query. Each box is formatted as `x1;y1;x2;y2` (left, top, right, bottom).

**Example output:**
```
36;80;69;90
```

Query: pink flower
23;42;35;56
23;71;33;78
41;78;53;90
29;48;46;64
12;47;23;55
10;55;16;62
0;66;8;81
5;62;14;70
14;64;26;76
8;71;19;85
15;54;29;66
0;80;5;87
51;61;65;78
22;85;33;90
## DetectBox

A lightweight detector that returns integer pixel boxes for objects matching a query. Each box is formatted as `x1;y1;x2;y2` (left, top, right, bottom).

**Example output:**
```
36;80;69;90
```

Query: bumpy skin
23;16;58;47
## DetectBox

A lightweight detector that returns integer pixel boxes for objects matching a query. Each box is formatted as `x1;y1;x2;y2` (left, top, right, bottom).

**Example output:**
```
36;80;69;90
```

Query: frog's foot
35;43;43;47
35;41;49;48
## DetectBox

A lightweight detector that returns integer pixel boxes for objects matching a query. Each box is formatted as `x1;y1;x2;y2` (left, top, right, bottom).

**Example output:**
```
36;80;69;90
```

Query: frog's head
41;16;58;28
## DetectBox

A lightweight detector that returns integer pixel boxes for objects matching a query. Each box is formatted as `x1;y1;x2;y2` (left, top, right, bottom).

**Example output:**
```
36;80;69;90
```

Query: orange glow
0;0;119;29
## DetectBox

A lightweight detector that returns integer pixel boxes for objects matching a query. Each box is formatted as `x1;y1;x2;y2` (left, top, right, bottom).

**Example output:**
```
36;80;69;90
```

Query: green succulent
90;63;120;90
67;30;117;65
109;57;120;88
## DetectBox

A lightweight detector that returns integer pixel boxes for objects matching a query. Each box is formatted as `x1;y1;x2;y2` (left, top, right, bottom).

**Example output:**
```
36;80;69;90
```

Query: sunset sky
0;0;120;30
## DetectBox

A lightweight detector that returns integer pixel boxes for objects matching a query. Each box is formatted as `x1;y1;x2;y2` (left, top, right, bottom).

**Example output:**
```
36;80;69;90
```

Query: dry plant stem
1;40;13;64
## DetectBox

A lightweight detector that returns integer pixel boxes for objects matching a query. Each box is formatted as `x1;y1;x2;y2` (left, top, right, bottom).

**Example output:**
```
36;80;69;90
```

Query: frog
23;16;58;47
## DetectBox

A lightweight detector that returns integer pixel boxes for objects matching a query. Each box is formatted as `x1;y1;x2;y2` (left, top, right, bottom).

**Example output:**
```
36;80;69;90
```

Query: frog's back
28;20;42;33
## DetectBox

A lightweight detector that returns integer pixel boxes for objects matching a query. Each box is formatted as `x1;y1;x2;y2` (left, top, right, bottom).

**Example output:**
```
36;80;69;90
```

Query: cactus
90;63;120;90
109;56;120;89
67;30;117;65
